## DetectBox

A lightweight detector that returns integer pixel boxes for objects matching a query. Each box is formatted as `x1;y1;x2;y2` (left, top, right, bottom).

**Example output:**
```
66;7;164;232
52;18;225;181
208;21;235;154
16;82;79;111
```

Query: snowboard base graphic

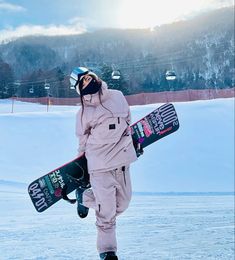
28;103;179;212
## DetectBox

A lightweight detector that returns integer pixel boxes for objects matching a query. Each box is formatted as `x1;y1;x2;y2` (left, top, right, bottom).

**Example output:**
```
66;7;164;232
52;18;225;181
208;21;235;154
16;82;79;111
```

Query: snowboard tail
28;156;88;212
28;103;179;213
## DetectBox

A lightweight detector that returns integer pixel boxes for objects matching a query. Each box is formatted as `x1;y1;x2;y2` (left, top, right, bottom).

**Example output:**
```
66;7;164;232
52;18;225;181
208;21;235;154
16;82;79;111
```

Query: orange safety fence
9;88;235;106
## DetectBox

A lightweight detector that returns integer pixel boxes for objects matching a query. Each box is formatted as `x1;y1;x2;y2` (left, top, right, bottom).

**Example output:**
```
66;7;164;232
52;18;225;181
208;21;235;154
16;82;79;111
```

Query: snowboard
28;103;179;212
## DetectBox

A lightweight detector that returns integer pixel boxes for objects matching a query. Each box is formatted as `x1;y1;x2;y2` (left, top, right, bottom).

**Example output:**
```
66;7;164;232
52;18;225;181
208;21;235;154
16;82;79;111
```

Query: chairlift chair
166;70;177;81
111;70;121;80
44;83;50;90
29;87;34;94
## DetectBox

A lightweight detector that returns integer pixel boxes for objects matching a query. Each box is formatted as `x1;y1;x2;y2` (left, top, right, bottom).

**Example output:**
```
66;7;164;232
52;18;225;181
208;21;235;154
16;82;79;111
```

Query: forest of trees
0;7;234;98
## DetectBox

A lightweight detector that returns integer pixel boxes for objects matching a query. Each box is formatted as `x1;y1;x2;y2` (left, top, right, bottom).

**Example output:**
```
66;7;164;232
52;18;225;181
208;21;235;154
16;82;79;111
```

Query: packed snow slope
0;98;234;192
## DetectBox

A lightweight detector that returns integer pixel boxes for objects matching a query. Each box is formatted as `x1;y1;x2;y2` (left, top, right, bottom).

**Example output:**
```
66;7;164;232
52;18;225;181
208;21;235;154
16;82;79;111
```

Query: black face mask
80;79;101;96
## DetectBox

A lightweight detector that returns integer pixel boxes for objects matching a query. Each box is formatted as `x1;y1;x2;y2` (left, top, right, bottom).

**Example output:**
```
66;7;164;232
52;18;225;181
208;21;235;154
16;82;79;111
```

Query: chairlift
111;70;121;80
14;81;21;87
44;82;50;90
3;86;8;94
166;70;177;81
70;77;77;89
29;87;34;94
70;84;75;90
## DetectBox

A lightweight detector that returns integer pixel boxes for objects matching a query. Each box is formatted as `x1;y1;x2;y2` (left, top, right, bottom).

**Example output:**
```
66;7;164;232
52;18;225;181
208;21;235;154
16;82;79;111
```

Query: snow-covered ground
0;192;234;260
0;98;234;259
0;98;234;192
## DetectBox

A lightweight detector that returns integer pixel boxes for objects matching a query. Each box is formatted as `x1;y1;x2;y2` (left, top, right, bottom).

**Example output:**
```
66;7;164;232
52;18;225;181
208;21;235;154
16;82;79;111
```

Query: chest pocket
90;117;128;142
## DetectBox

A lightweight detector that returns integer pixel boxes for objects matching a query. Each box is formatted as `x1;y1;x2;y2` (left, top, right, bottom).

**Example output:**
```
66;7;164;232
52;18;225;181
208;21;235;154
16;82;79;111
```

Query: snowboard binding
75;186;89;218
61;165;91;205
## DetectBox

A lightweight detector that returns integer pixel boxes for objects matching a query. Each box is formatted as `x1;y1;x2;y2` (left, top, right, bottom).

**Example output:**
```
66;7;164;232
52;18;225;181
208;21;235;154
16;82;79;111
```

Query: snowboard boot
75;186;89;218
99;251;118;260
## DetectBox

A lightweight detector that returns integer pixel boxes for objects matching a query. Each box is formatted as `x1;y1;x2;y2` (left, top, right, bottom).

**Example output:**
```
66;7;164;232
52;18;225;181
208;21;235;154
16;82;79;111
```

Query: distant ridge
0;6;234;97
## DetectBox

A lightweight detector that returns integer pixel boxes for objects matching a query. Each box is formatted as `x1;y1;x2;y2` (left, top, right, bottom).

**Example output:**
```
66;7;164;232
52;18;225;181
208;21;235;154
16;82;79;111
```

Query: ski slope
0;98;234;192
0;98;234;260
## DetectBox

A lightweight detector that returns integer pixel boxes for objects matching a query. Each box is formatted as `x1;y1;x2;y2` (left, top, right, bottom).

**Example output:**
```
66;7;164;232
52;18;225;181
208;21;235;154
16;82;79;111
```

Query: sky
0;0;233;42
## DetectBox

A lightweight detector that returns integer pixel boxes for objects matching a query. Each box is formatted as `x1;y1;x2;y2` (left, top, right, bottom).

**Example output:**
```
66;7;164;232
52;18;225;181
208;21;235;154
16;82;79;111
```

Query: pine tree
0;60;14;98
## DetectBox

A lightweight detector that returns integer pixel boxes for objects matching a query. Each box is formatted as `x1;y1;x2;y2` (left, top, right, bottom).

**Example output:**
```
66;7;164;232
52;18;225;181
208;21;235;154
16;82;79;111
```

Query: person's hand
136;142;144;157
77;152;85;158
133;139;144;157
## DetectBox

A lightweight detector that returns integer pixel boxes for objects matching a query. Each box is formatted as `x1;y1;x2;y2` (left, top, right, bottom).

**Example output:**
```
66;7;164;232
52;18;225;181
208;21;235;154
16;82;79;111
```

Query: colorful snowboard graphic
131;103;179;148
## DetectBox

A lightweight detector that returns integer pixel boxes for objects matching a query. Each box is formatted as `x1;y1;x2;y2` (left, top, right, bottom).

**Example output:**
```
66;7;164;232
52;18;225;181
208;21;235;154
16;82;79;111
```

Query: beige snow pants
83;165;132;254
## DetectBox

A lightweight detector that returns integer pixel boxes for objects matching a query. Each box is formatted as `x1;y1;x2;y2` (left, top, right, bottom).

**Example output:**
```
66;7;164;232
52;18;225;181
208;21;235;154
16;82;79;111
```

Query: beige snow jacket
75;82;137;173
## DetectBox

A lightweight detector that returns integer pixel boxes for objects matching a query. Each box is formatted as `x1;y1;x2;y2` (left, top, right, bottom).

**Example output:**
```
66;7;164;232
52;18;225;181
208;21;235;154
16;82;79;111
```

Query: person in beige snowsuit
72;67;137;260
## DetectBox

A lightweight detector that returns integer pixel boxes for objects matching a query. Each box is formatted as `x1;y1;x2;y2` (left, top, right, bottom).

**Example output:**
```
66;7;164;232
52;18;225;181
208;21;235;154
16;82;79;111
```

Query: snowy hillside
0;98;234;192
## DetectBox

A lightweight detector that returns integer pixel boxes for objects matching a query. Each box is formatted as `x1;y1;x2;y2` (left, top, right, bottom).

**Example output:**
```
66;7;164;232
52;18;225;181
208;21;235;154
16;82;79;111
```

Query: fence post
11;98;14;113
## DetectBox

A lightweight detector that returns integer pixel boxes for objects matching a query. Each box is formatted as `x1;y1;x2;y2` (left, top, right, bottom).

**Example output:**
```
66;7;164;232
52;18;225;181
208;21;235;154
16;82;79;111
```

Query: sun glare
117;0;213;29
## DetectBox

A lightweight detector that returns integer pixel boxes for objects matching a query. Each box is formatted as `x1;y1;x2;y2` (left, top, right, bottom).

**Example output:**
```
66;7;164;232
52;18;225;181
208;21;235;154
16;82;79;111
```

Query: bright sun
117;0;210;29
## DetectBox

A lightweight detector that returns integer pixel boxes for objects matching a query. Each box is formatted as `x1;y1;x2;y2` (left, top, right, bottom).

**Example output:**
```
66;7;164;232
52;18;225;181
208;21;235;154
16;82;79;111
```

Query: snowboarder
70;67;137;260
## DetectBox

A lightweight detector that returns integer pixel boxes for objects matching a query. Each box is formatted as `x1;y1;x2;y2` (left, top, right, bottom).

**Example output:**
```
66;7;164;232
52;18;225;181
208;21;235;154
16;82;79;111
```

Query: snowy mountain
0;7;234;97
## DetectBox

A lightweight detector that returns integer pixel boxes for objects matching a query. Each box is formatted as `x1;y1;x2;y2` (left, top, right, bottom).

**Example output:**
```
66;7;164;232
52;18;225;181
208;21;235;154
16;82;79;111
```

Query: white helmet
70;67;89;90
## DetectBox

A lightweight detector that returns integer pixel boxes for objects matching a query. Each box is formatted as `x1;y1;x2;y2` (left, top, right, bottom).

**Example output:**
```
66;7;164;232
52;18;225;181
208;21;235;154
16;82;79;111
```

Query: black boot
75;186;89;218
99;251;118;260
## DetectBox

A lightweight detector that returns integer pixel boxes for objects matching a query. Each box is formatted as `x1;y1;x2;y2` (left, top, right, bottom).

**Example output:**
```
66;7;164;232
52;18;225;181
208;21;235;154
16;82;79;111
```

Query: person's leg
85;170;118;254
116;165;132;216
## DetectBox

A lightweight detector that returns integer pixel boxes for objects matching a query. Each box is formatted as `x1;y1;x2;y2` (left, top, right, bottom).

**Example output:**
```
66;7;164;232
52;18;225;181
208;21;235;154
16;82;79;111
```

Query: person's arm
75;110;90;157
125;99;144;157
